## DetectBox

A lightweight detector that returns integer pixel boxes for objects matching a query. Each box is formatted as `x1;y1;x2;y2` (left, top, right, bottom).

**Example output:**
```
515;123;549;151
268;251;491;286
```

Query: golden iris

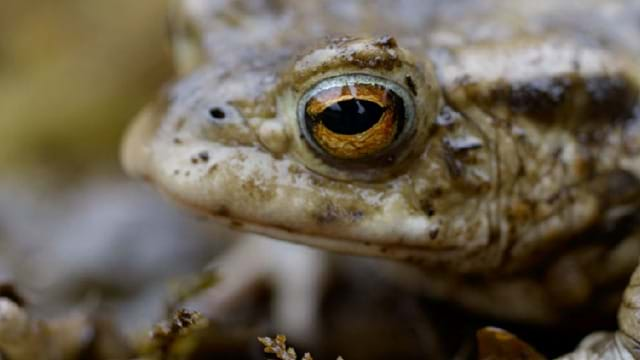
304;83;404;159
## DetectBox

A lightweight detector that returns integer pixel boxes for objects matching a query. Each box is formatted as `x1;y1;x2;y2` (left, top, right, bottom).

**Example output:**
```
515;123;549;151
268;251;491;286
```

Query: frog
121;0;640;357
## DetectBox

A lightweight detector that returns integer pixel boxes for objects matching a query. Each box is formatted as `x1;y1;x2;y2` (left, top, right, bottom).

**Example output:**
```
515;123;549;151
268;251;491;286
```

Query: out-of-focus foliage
0;0;172;174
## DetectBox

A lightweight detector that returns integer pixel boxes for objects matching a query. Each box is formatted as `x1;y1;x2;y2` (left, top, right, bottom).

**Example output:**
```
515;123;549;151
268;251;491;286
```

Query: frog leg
555;264;640;359
400;214;640;328
611;260;640;357
194;233;329;342
473;229;640;359
550;224;640;359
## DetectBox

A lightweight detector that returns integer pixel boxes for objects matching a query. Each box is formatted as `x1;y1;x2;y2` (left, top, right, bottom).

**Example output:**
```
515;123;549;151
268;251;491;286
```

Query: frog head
126;34;591;272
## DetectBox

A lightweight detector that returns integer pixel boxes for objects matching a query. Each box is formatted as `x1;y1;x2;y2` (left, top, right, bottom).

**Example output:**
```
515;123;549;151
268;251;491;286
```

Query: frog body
122;0;640;357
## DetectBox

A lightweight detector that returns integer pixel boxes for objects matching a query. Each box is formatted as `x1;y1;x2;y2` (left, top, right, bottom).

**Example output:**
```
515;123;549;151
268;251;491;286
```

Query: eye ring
297;74;416;164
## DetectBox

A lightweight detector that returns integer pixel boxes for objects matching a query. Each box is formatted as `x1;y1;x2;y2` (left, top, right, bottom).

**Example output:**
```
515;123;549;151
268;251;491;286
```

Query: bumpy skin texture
124;0;640;272
122;0;640;357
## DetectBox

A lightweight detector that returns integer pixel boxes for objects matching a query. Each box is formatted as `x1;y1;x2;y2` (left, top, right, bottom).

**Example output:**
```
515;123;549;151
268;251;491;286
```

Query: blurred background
0;0;169;172
2;1;640;359
0;0;226;336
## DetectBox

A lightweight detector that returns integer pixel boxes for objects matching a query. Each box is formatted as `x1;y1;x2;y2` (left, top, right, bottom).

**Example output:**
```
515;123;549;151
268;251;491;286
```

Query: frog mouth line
150;177;464;260
205;209;462;259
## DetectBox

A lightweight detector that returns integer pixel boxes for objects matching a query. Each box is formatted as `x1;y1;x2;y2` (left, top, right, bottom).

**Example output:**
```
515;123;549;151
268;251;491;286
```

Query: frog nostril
209;107;226;120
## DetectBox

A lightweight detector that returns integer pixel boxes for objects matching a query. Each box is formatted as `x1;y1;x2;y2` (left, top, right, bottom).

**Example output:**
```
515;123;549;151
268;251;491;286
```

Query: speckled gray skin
122;0;640;357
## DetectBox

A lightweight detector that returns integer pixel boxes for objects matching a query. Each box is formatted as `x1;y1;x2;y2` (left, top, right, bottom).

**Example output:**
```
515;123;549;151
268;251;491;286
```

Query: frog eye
298;74;415;161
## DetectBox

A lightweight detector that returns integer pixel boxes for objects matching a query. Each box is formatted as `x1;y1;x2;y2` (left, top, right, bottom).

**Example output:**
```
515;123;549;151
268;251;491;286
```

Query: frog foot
191;234;329;343
557;258;640;359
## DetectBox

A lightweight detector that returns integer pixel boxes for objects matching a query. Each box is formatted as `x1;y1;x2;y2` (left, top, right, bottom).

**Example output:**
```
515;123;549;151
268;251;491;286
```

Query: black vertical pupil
318;99;385;135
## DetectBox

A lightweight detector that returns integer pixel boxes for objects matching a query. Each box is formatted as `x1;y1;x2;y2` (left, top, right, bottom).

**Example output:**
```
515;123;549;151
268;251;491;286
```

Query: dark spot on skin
429;227;440;240
241;178;276;202
173;170;180;175
327;36;356;48
405;75;417;96
315;204;340;224
374;35;398;49
309;176;327;187
421;200;436;217
584;75;637;120
477;74;637;131
506;77;569;116
235;153;248;162
364;241;371;247
209;107;226;120
191;151;210;165
214;206;230;217
207;164;219;175
442;141;463;178
173;138;183;145
314;203;365;225
274;224;295;233
343;50;401;71
184;171;191;177
198;151;210;162
0;284;26;307
230;220;244;229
